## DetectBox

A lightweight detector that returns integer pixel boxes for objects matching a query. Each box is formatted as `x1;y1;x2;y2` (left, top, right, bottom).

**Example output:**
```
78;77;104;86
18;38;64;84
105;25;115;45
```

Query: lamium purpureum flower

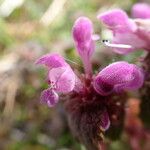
36;17;144;150
98;7;150;54
36;53;77;107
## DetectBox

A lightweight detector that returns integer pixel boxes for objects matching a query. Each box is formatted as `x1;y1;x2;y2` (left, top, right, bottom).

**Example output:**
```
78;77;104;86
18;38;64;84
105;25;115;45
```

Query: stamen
102;39;132;49
49;81;56;89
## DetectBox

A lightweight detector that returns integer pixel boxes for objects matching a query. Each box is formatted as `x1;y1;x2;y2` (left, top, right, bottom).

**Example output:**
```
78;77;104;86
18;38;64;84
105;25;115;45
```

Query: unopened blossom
131;3;150;19
72;17;95;75
94;61;144;96
98;8;150;54
36;17;144;150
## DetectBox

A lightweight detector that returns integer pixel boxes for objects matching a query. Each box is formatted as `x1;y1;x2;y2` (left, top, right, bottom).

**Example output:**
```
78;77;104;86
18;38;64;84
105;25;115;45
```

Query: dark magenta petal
135;20;150;51
94;61;144;96
100;111;110;131
40;88;59;107
94;78;114;96
35;53;67;68
132;3;150;19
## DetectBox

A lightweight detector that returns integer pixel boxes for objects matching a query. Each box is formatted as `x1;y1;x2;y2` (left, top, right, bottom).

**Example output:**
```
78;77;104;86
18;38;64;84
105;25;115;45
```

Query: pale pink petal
132;3;150;19
112;32;147;54
49;66;76;93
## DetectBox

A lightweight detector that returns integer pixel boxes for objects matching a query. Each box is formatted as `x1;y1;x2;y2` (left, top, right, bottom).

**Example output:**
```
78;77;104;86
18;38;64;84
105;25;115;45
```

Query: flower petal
72;17;95;74
49;66;76;93
40;88;59;107
100;111;110;131
35;53;67;68
132;3;150;19
112;32;147;54
94;61;144;96
98;9;136;32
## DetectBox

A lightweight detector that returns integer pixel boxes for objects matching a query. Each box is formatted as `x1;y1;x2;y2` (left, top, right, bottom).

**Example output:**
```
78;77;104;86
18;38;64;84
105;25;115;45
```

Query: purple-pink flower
98;7;150;54
36;16;144;137
36;53;77;107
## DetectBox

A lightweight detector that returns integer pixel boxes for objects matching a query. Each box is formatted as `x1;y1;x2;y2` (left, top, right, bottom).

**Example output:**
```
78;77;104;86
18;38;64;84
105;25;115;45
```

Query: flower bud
94;61;144;96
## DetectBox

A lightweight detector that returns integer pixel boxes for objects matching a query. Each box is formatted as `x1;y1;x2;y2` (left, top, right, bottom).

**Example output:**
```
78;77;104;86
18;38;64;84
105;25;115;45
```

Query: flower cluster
36;17;143;108
36;3;149;150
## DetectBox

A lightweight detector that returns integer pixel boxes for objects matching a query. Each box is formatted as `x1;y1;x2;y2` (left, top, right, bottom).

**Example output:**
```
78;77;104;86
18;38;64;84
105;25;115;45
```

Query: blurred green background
0;0;146;150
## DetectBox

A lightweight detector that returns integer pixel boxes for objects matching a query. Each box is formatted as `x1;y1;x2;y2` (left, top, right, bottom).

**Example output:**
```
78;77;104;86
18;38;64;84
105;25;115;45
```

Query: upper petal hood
93;61;144;96
35;53;67;68
132;3;150;19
